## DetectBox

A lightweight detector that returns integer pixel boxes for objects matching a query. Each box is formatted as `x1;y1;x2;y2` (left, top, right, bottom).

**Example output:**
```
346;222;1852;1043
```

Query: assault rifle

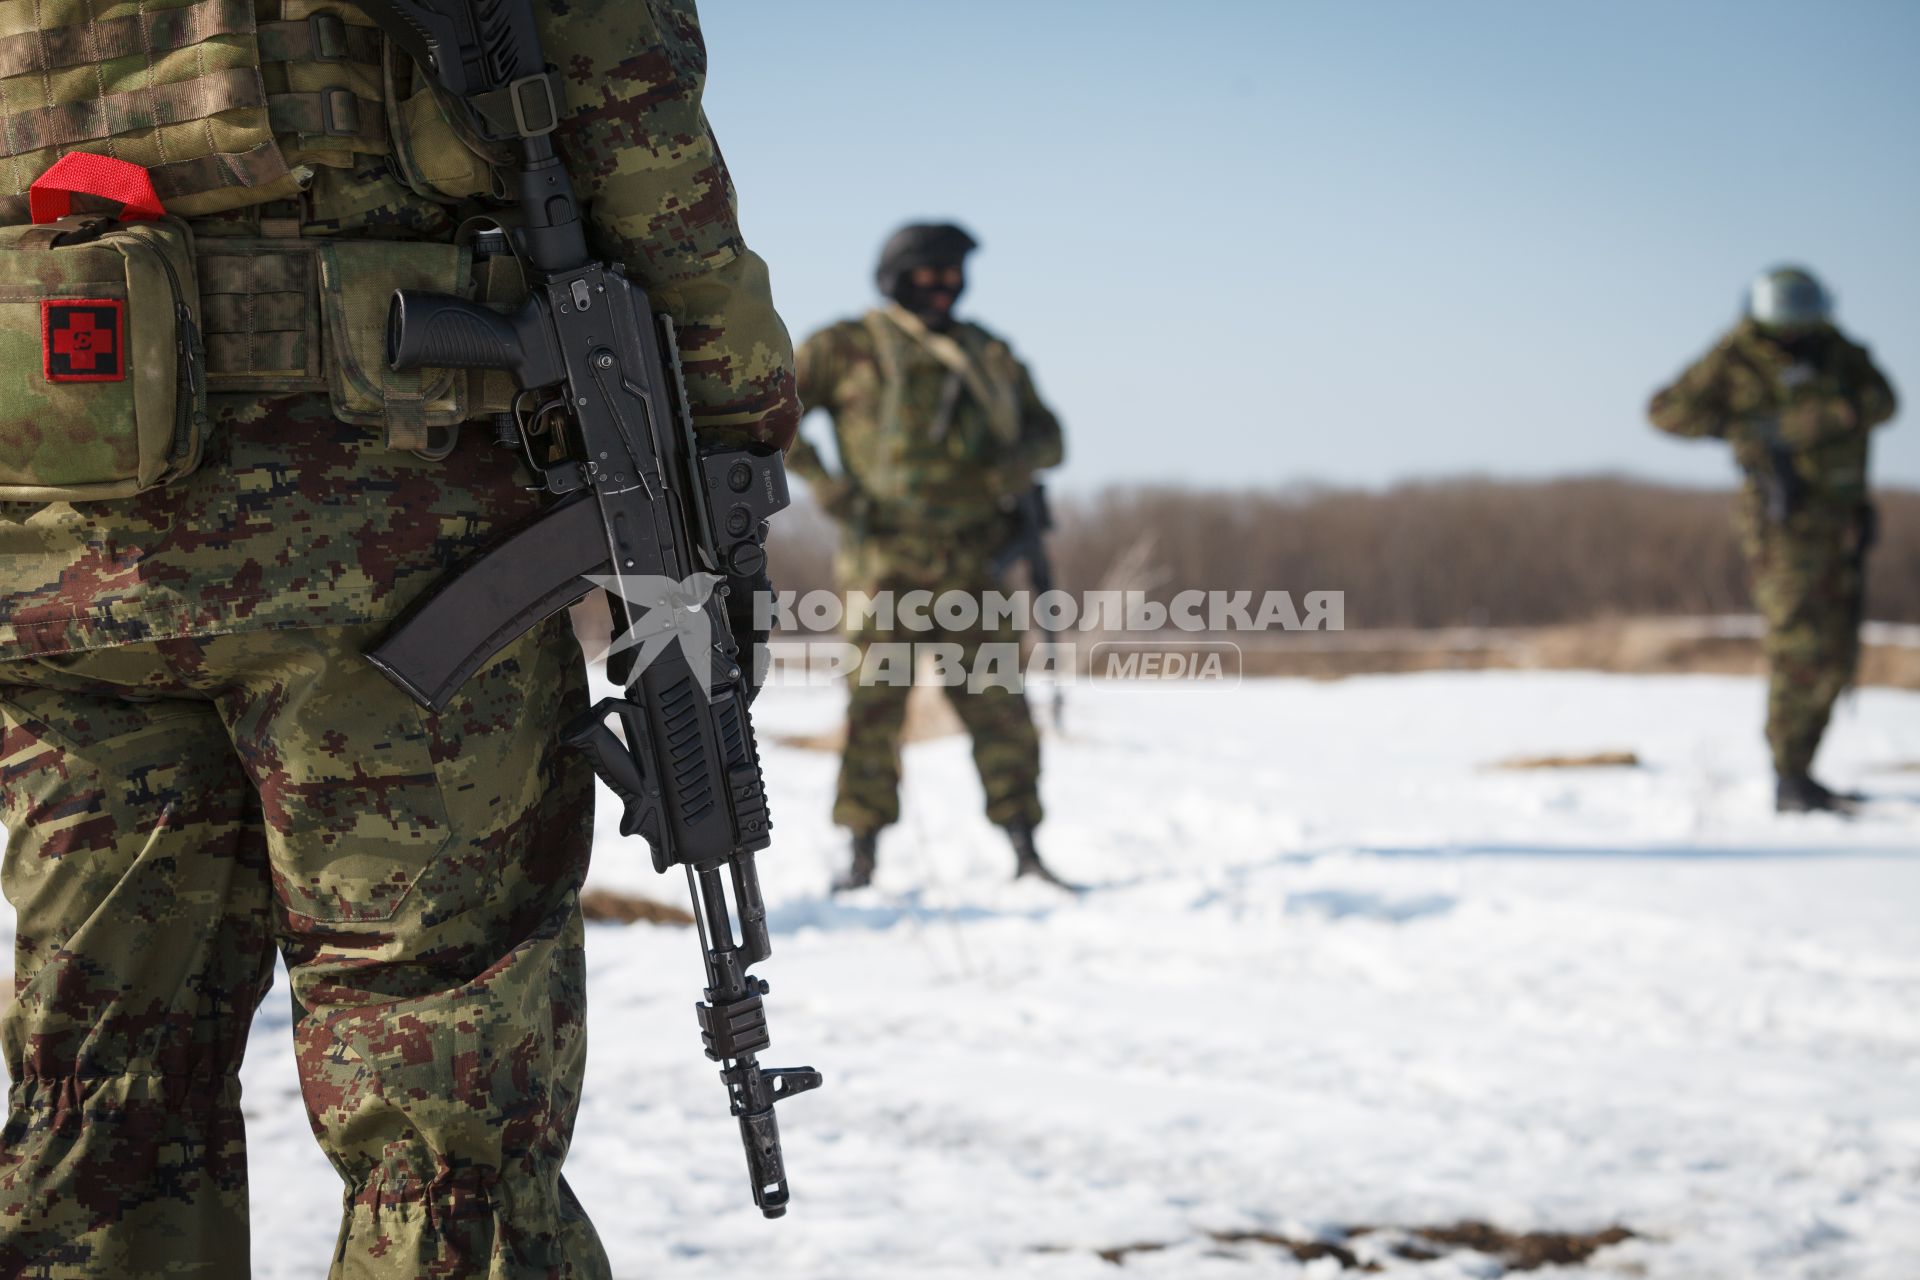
992;483;1065;729
1748;415;1806;527
354;0;819;1217
1851;498;1878;640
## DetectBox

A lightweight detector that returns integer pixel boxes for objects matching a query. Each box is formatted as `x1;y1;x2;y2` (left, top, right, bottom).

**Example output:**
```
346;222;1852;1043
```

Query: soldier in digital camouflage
1649;266;1898;813
0;1;797;1276
788;223;1071;890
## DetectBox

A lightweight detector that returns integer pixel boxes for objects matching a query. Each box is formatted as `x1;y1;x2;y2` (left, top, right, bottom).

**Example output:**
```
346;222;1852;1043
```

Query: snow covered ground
51;671;1920;1275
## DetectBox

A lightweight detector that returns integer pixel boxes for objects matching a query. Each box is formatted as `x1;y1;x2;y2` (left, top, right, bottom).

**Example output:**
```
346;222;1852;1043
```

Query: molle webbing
0;0;254;77
0;0;388;221
198;240;324;391
195;232;520;439
0;0;291;218
262;3;390;168
6;66;267;155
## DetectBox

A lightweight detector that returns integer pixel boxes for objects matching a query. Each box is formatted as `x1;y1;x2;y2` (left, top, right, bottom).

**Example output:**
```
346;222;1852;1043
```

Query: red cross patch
42;299;126;383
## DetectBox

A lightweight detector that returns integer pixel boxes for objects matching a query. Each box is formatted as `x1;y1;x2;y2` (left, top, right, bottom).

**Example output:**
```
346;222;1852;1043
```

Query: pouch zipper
136;224;208;465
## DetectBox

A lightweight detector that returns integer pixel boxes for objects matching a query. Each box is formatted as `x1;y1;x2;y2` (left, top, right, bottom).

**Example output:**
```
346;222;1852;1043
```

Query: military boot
1776;773;1859;815
1005;820;1079;891
832;832;879;893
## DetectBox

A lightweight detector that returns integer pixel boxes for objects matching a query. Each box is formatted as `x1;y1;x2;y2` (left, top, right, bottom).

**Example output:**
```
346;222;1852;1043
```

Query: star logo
584;570;729;696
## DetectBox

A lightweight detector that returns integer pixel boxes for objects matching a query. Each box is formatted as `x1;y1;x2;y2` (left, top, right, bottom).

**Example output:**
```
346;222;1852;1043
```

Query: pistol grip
562;698;669;859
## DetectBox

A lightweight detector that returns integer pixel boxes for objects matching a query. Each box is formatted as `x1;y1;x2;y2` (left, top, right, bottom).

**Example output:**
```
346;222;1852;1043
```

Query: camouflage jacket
0;0;798;658
1649;319;1898;534
789;306;1064;532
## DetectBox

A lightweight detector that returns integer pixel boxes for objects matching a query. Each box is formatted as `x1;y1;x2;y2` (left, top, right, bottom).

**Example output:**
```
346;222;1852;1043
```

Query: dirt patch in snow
1489;750;1642;771
579;888;694;927
1382;1221;1636;1269
1057;1220;1636;1272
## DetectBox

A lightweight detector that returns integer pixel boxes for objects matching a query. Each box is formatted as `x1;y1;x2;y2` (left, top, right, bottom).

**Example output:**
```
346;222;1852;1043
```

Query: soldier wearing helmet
789;223;1071;889
1649;266;1899;812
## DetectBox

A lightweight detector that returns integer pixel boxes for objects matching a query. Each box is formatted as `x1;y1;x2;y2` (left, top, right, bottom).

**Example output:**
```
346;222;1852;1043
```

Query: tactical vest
846;309;1017;489
0;0;494;219
0;0;519;499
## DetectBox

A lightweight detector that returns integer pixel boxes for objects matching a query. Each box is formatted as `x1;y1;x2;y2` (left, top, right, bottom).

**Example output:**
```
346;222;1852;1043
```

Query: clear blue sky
697;0;1920;493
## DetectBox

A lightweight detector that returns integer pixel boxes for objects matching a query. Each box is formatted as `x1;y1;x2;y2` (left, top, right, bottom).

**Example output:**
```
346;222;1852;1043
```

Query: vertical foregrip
561;702;656;839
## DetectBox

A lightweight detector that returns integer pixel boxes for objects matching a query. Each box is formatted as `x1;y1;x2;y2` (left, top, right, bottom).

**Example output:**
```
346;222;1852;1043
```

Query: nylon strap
29;153;166;223
879;305;1022;446
255;17;384;65
268;90;387;148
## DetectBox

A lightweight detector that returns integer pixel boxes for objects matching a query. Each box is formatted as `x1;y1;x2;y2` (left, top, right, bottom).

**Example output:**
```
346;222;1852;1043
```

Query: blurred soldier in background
1649;266;1899;813
790;223;1069;890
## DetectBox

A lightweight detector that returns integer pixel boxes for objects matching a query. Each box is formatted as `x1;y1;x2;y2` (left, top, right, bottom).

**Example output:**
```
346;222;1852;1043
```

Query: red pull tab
30;153;166;225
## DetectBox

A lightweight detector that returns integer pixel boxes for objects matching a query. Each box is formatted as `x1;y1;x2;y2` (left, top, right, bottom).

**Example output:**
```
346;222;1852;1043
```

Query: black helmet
875;222;978;298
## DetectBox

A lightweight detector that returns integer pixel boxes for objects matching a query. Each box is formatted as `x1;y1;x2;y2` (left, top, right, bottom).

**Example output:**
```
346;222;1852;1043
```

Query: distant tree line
767;477;1920;629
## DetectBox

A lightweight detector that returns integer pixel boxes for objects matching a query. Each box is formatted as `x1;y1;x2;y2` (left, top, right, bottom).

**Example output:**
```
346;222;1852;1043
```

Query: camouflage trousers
830;528;1042;835
1750;526;1864;777
0;619;611;1279
834;629;1043;836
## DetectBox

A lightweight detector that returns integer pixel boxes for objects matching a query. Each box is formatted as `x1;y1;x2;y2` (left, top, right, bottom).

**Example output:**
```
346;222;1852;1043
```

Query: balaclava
875;222;978;330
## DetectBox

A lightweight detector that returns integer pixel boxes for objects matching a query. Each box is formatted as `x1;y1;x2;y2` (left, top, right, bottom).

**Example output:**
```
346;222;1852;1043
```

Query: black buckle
308;12;350;61
321;88;360;138
508;72;560;137
49;217;113;249
470;72;562;141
